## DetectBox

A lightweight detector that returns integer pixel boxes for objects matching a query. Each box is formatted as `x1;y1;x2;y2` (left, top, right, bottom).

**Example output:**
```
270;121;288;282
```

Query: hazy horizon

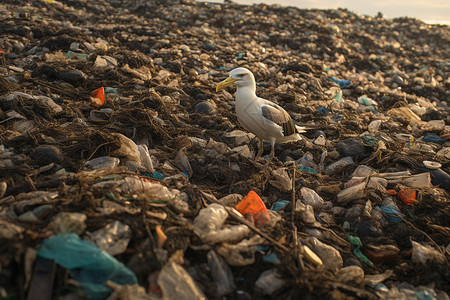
201;0;450;25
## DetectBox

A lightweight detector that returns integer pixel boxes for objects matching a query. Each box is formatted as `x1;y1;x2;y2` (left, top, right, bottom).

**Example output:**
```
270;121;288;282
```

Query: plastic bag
38;233;138;300
157;262;206;300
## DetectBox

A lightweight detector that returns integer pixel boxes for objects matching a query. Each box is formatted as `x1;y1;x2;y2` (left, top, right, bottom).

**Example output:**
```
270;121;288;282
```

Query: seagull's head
216;67;255;92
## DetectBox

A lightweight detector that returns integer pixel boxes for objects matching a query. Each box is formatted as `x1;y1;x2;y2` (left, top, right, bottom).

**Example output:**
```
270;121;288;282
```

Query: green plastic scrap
363;136;378;147
348;235;374;266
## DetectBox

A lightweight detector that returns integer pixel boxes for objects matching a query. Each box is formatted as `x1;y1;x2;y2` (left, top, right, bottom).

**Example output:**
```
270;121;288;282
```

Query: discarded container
90;87;105;107
235;191;270;226
398;189;417;205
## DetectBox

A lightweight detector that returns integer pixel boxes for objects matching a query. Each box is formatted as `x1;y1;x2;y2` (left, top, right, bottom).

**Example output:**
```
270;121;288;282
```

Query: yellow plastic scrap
302;245;323;267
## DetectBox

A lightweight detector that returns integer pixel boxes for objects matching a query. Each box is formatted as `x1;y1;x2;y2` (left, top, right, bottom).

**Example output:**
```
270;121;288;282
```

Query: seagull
216;67;302;164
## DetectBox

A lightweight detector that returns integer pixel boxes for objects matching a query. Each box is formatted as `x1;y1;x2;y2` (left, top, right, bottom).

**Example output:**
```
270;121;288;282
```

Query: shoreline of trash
0;0;449;299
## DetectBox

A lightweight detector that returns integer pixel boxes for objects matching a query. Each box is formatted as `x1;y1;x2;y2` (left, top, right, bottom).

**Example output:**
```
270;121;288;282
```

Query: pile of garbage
0;0;449;299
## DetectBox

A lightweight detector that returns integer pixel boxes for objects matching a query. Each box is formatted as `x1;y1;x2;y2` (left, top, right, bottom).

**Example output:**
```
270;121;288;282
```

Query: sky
201;0;450;25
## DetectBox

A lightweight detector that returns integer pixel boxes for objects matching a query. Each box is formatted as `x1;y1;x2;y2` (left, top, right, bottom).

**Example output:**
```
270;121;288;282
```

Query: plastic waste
137;145;154;173
411;241;446;265
155;225;167;249
0;217;25;239
422;120;445;131
325;156;354;175
271;199;290;212
314;134;326;145
110;133;141;163
300;187;324;210
363;245;399;264
48;212;87;235
335;139;366;158
26;256;56;300
295;202;316;224
305;236;343;271
86;220;132;256
422;134;445;144
329;77;351;88
90;87;105;107
38;233;138;300
422;161;441;170
193;203;250;244
336;265;364;283
367;177;388;192
352;165;377;177
217;194;243;207
398;189;417;205
254;269;287;295
401;173;431;188
269;168;292;192
302;245;323;267
173;147;193;177
235;191;270;225
157;261;206;300
358;95;377;106
297;152;319;170
331;88;344;102
379;206;404;223
92;176;176;200
83;156;120;170
207;250;236;297
368;120;382;133
337;182;367;205
216;236;263;266
106;281;154;300
348;235;374;266
425;168;450;191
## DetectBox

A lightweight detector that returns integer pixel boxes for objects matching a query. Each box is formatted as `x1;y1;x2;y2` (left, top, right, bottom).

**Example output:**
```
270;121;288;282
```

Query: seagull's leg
254;138;264;161
264;138;276;168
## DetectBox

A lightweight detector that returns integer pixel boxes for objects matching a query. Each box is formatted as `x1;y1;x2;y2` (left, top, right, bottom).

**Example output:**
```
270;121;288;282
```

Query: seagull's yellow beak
216;77;238;92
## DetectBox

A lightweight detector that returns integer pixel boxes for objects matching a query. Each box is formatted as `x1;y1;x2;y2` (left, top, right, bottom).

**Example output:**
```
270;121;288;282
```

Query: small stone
194;101;216;115
31;145;63;165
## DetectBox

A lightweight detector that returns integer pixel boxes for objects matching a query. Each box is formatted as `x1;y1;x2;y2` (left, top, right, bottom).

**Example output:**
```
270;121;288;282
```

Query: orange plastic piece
386;189;397;196
235;190;270;225
155;225;167;249
398;189;417;205
90;87;105;107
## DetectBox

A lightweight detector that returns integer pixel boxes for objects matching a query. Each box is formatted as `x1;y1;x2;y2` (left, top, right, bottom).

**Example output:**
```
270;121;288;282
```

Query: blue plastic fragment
262;252;281;264
149;171;165;180
204;44;214;51
271;200;290;212
416;289;437;300
329;77;351;88
379;206;403;223
299;165;318;174
236;53;246;60
317;106;327;115
422;134;444;144
105;87;118;94
38;234;137;300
